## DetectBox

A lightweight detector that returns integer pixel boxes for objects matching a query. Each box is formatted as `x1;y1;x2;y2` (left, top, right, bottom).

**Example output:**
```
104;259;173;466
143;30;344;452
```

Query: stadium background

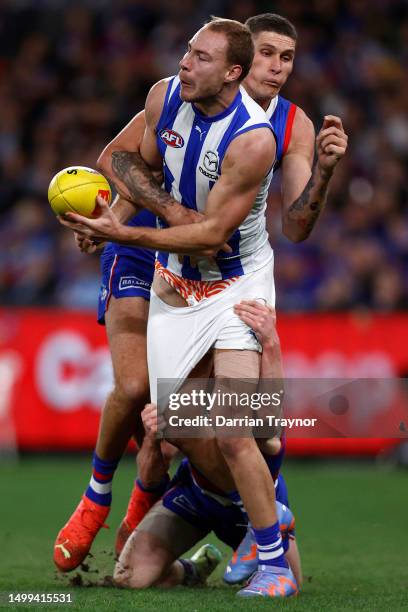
0;0;407;609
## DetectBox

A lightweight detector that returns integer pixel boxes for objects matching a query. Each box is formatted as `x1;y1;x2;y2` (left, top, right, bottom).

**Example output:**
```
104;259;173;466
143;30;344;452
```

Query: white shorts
147;259;275;403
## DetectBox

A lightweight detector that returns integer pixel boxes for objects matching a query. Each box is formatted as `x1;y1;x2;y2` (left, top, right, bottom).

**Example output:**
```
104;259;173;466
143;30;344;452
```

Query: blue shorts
162;459;290;551
97;243;155;325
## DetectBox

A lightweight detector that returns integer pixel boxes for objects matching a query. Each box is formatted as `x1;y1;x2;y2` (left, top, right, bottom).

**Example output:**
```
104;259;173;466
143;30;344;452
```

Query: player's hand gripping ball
48;166;111;217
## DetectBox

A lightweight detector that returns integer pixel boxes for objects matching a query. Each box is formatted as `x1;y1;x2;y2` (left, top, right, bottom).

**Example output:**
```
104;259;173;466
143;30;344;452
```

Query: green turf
0;457;407;611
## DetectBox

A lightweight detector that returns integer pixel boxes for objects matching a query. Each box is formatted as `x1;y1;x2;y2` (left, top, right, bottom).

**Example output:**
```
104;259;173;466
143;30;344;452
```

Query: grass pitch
1;456;407;611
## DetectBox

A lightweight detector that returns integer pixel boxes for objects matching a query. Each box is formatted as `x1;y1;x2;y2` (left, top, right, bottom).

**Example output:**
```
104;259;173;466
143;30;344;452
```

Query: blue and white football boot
223;501;295;585
237;565;298;598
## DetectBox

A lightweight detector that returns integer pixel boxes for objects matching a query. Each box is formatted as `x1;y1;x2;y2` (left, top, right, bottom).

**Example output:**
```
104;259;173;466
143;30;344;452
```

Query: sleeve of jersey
231;120;274;142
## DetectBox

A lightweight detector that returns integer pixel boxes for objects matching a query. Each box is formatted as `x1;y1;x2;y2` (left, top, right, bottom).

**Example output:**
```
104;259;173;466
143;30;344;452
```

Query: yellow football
48;166;111;217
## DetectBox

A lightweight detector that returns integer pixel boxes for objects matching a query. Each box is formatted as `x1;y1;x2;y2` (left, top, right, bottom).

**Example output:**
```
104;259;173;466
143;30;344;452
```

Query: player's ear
225;64;242;83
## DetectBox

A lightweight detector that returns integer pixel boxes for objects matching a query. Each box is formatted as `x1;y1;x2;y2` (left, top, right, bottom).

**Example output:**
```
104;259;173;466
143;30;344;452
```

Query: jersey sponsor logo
199;150;219;180
119;276;150;290
159;128;184;148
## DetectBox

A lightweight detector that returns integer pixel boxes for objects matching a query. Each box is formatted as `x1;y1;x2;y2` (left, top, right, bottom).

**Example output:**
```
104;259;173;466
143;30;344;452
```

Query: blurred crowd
0;0;407;311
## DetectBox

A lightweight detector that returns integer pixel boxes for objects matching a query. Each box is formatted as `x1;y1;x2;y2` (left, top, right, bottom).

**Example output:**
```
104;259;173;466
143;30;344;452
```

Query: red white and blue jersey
264;95;297;170
155;76;275;281
161;455;289;550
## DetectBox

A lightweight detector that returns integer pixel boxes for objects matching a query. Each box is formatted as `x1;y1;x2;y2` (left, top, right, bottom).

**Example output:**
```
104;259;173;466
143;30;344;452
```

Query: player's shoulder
291;104;315;141
274;95;313;134
146;77;174;106
145;76;179;125
223;125;274;178
279;100;314;158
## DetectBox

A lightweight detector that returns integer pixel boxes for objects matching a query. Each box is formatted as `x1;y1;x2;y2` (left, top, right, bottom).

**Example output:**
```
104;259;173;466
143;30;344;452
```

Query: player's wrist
316;162;333;183
162;203;182;226
261;337;281;353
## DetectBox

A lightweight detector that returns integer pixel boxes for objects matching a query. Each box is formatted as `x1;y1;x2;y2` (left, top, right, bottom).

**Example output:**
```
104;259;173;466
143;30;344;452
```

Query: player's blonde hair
205;17;254;81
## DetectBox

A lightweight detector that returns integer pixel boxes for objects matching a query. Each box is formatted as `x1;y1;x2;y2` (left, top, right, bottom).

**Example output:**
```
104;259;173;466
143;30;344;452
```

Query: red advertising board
0;308;406;454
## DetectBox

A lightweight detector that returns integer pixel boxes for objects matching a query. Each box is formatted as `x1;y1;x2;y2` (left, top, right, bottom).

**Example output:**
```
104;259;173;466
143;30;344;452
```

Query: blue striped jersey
155;76;275;281
107;208;156;261
264;95;297;170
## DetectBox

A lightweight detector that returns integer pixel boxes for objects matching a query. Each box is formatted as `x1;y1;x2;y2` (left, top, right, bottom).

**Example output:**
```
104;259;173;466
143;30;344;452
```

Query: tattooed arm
110;150;201;227
281;110;348;242
97;80;202;227
59;128;275;254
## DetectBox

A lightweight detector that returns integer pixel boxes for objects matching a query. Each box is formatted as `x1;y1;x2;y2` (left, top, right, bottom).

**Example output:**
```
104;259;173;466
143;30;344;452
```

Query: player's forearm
110;194;141;223
283;162;332;242
111;150;199;227
259;338;285;428
260;339;284;380
137;431;168;489
117;220;225;253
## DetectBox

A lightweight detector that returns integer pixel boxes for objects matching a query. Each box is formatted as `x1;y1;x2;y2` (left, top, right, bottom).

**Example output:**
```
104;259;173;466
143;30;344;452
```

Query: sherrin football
48;166;111;217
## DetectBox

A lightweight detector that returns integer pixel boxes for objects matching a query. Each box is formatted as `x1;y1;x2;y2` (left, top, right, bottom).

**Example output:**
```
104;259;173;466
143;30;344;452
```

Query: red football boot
53;496;109;572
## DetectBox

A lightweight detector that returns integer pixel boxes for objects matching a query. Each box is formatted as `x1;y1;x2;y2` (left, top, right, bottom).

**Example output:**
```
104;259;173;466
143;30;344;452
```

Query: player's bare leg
213;349;278;527
162;350;240;492
115;349;215;555
54;296;150;572
114;531;178;588
286;538;302;588
114;509;221;589
96;296;149;455
213;349;297;597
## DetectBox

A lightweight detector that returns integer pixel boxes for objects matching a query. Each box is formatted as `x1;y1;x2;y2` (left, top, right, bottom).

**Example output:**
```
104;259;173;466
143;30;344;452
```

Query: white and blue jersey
155;76;275;281
97;92;297;320
162;457;290;551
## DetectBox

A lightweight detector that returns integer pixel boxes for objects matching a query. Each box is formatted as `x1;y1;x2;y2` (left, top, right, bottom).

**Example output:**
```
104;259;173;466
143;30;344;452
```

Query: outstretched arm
59;128;275;255
281;111;348;242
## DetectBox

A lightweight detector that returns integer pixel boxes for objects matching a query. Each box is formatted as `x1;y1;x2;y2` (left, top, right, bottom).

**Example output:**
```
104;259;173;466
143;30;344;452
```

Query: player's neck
256;96;275;111
243;84;276;111
193;84;240;117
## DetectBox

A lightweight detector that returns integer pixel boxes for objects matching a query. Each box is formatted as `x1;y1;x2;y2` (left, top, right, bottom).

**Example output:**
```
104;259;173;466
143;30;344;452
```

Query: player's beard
184;80;229;105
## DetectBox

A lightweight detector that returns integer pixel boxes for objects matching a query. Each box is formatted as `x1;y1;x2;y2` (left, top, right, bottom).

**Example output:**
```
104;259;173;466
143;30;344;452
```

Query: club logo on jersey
199;150;219;180
159;129;184;148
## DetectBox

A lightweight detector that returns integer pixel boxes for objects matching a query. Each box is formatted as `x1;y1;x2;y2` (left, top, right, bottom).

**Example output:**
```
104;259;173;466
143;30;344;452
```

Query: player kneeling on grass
114;302;301;597
113;404;300;594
